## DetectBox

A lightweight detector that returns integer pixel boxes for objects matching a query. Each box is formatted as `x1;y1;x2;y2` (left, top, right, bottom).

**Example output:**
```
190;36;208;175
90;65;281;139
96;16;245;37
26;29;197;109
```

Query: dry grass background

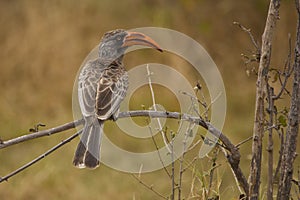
0;0;298;199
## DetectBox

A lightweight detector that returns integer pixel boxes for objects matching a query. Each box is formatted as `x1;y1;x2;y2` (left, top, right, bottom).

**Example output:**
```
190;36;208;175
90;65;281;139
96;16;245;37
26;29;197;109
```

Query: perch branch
0;110;248;194
0;119;84;149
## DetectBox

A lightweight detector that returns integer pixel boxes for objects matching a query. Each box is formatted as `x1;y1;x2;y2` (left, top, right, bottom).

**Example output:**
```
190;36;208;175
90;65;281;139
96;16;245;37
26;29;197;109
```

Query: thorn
29;123;46;133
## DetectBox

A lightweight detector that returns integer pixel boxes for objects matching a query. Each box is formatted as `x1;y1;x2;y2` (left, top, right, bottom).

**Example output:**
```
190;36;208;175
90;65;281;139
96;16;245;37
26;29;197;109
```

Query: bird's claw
111;114;118;121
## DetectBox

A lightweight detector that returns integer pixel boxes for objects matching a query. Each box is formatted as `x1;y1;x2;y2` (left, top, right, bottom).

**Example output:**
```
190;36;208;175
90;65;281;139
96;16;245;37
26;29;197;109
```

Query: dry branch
0;110;249;195
277;0;300;199
249;0;280;199
0;131;82;183
0;119;84;149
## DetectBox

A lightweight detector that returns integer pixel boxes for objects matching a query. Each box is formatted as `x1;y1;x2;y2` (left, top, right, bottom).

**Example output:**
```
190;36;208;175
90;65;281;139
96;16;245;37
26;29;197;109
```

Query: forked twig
233;21;260;52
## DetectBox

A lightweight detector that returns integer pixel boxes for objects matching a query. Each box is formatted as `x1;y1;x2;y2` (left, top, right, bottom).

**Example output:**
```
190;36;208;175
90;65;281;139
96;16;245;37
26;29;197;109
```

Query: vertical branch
178;123;195;200
266;85;275;200
147;122;171;179
273;128;285;182
146;65;171;153
207;147;220;198
171;135;175;200
146;65;174;199
277;0;300;199
249;0;280;199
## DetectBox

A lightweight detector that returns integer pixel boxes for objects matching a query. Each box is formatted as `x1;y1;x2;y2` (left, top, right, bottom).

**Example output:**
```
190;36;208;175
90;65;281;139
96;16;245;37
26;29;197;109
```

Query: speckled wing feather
78;59;104;117
96;64;128;119
78;59;128;119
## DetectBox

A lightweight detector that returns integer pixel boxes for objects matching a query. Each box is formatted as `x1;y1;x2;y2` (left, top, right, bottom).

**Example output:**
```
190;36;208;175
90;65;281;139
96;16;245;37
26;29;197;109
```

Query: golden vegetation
0;0;297;199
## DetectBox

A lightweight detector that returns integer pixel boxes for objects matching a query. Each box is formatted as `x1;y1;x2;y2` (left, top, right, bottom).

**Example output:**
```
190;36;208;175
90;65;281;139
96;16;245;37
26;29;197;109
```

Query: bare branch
233;22;260;53
273;128;284;182
236;136;253;148
206;123;249;195
0;110;248;195
178;123;195;200
266;84;275;200
131;174;168;200
0;130;82;183
146;65;171;153
249;0;281;199
0;119;84;149
277;0;300;198
273;34;294;100
146;119;172;179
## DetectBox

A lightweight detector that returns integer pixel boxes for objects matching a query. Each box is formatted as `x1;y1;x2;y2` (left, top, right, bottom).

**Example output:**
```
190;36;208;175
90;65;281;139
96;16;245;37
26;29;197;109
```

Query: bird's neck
99;54;124;66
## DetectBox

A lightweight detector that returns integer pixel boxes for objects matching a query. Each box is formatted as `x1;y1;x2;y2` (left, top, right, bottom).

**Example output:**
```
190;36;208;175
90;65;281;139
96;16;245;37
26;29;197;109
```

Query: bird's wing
78;59;104;117
95;67;128;120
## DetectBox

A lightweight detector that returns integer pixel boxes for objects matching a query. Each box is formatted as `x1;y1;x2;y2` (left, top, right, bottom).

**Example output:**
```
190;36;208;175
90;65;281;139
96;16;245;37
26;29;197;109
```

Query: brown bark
277;1;300;199
248;0;281;199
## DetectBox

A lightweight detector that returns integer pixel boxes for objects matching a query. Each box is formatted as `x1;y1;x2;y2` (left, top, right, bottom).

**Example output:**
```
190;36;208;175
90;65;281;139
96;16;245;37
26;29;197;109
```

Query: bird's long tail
73;118;103;169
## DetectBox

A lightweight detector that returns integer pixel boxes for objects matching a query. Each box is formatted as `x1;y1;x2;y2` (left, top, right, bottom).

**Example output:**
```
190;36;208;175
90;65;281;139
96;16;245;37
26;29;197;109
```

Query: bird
73;29;162;169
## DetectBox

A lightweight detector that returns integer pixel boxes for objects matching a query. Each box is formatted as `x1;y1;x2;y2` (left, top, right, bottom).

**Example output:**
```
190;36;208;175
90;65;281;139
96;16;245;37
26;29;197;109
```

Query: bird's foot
110;114;118;121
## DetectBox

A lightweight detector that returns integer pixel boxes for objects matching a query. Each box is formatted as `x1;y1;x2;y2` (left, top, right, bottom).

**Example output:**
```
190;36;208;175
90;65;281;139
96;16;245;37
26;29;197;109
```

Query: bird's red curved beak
122;31;163;52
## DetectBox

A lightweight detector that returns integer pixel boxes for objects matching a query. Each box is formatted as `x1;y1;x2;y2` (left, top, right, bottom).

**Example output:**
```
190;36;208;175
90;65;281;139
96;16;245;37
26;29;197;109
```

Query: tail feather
73;119;103;169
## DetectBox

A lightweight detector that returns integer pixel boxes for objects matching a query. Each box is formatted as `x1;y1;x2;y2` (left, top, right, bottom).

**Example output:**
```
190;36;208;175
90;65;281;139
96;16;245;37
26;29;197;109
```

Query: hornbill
73;29;162;169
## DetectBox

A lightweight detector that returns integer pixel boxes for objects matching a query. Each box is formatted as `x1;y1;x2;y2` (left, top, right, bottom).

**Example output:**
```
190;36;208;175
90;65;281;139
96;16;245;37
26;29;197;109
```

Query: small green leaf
278;115;287;127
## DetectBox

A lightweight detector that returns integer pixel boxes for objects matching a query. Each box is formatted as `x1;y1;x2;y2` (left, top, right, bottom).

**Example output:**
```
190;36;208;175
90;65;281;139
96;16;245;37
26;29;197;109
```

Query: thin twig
146;65;171;153
178;122;195;200
182;156;198;173
273;34;294;100
187;140;201;152
171;135;175;200
0;130;82;183
131;174;167;200
0;119;84;149
236;136;253;148
207;148;220;198
233;21;260;52
146;120;171;179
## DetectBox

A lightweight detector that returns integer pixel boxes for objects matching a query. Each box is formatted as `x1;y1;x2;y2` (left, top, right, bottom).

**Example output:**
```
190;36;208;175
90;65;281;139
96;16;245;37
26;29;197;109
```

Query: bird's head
98;29;162;62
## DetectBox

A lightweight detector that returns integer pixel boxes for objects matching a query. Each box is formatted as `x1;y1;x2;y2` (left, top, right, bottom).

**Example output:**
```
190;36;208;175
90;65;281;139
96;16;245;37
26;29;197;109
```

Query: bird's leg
110;109;119;121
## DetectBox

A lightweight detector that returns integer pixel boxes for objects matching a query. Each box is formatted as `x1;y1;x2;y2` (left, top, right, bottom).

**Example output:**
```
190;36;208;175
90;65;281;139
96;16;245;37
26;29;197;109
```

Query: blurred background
0;0;298;199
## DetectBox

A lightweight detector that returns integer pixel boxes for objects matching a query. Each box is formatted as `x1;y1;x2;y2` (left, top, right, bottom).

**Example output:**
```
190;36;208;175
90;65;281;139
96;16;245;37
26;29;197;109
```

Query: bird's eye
116;36;121;41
